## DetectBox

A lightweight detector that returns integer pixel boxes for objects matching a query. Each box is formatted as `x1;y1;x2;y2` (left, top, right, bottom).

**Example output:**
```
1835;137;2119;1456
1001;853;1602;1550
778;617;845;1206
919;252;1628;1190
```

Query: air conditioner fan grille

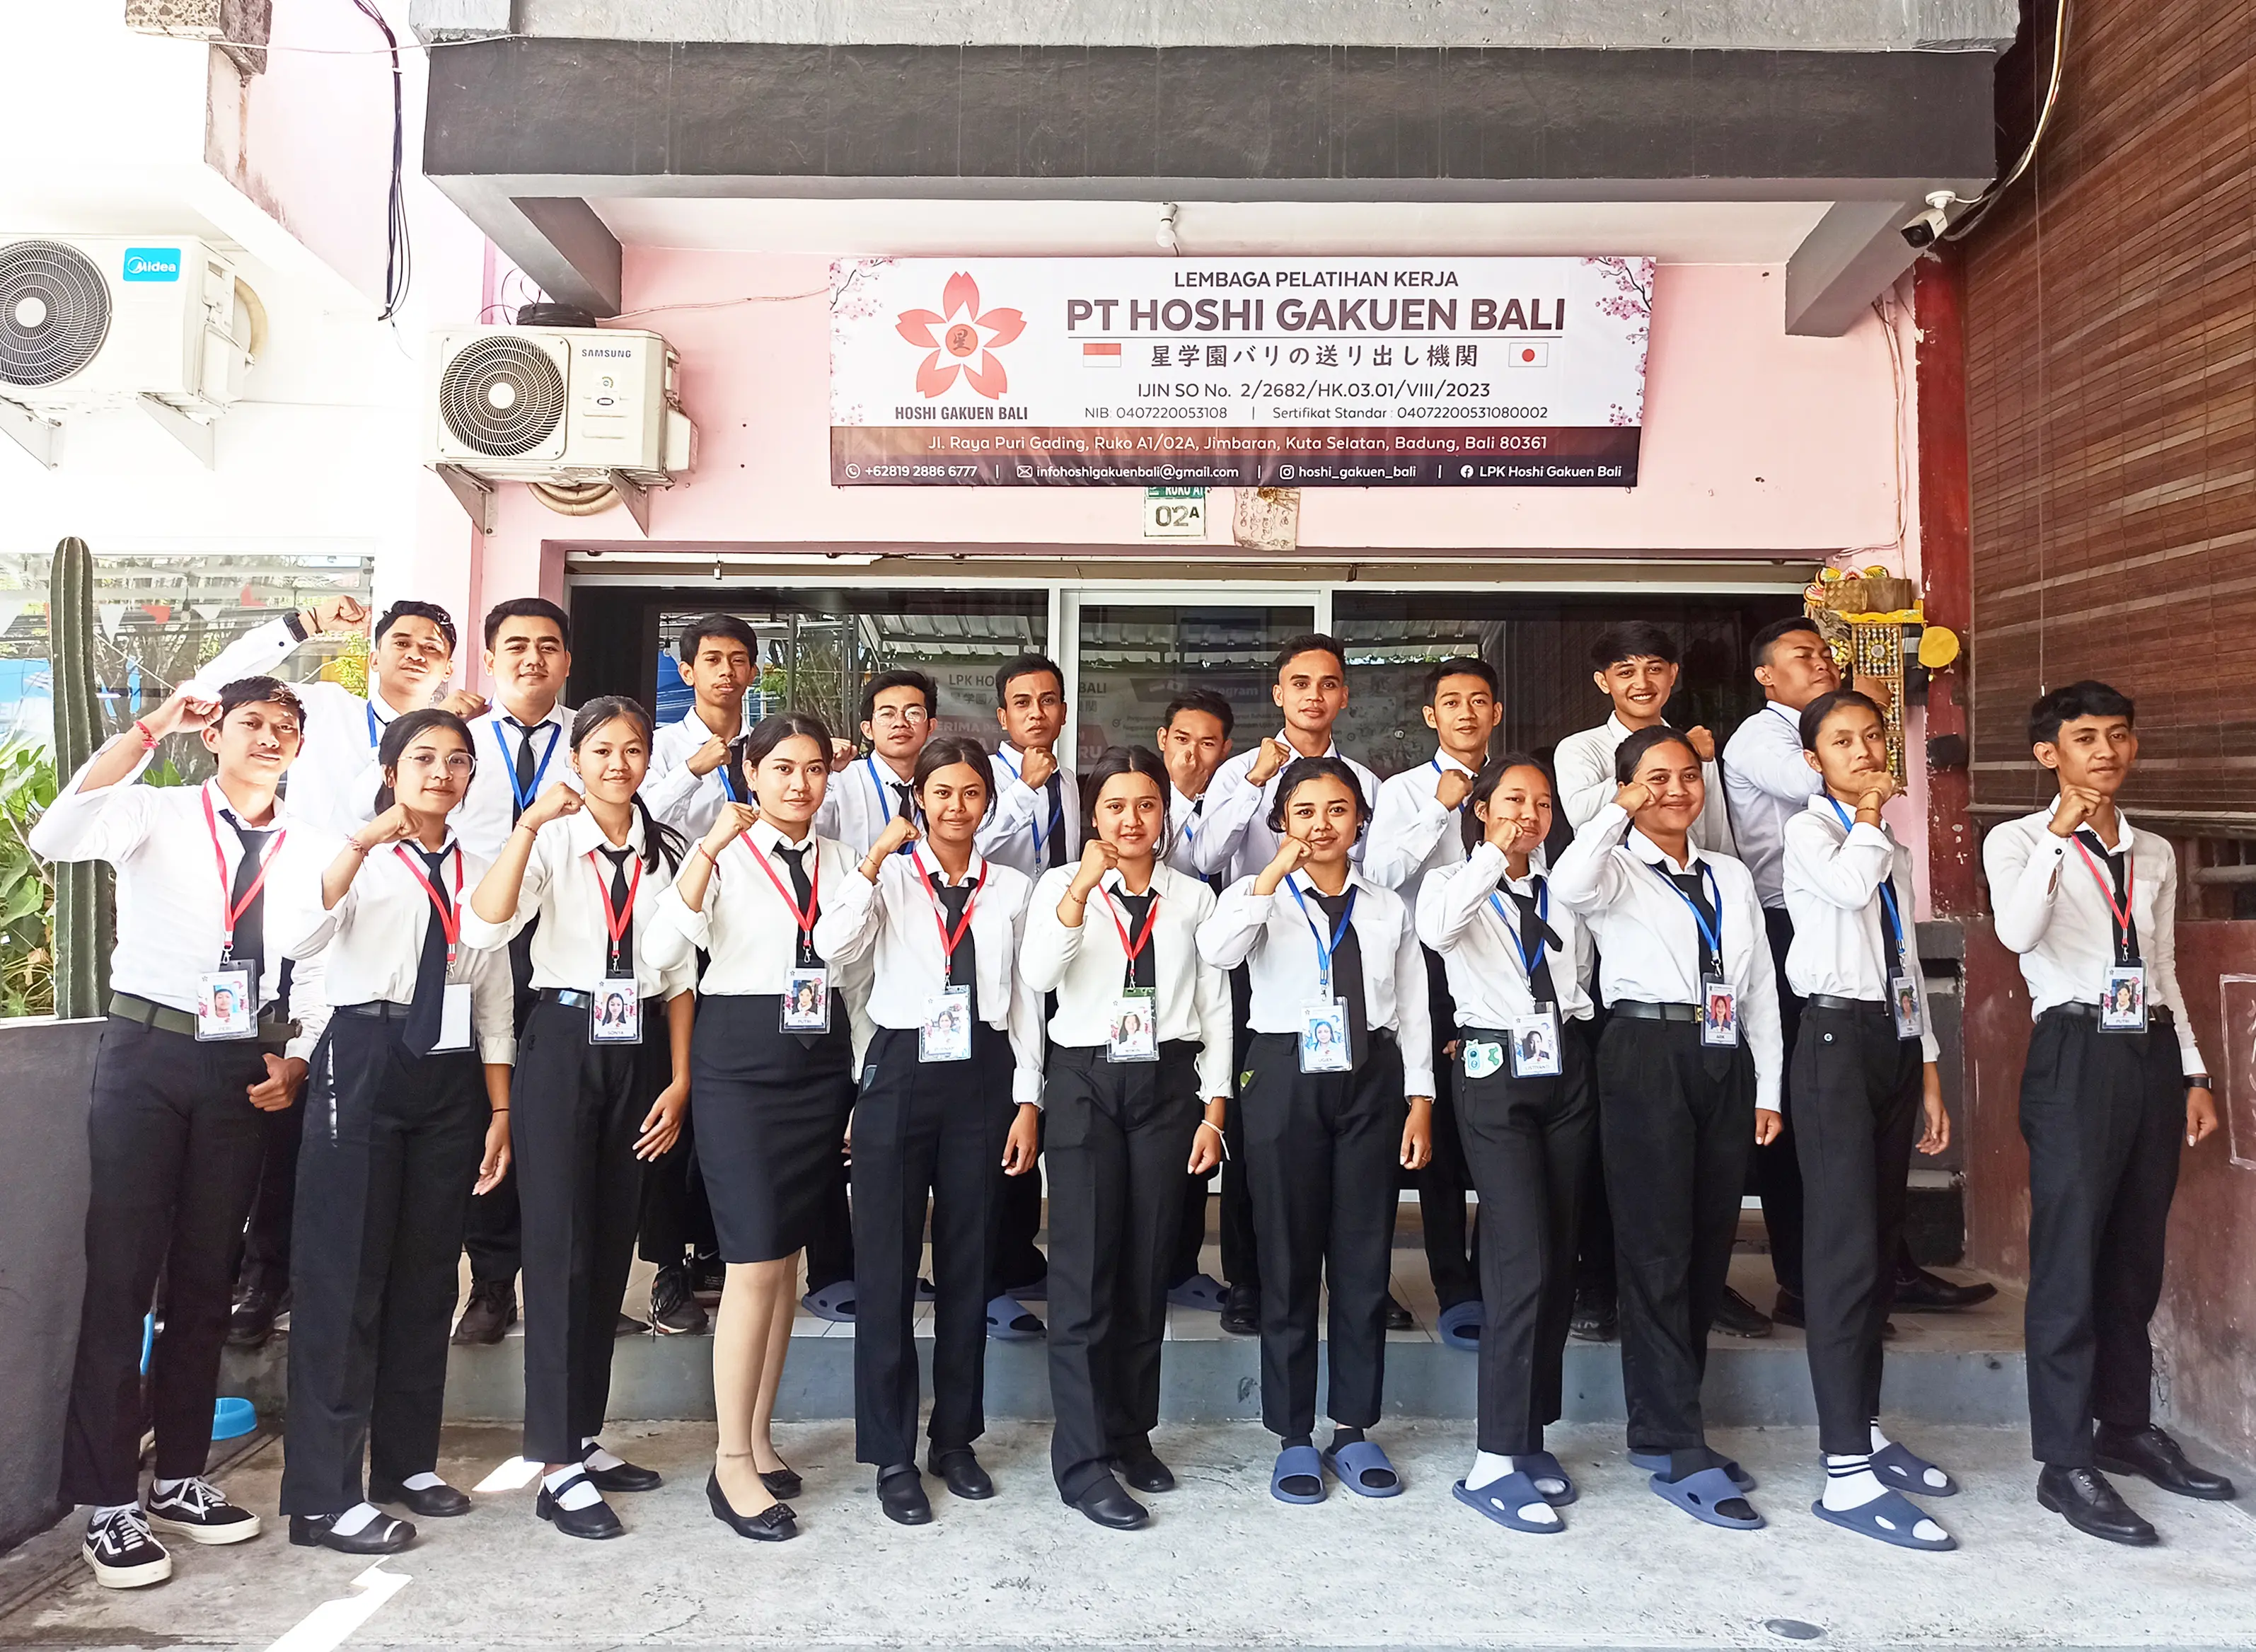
439;335;565;458
0;241;111;388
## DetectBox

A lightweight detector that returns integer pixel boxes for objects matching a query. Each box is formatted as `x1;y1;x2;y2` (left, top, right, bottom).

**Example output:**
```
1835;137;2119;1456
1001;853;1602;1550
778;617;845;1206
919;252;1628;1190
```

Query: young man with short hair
33;678;330;1589
1982;681;2233;1546
644;613;761;840
978;654;1080;880
817;668;941;857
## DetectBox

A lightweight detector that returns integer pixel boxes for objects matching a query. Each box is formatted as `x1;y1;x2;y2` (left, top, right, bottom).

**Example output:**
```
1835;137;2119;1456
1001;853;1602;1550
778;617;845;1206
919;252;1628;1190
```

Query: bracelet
694;841;719;864
132;720;157;750
1195;1119;1225;1135
490;1107;509;1114
2184;1074;2212;1090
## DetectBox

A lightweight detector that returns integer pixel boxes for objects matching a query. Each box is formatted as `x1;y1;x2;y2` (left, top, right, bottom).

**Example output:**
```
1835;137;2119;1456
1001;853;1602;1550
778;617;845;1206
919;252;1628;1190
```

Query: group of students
35;596;2235;1593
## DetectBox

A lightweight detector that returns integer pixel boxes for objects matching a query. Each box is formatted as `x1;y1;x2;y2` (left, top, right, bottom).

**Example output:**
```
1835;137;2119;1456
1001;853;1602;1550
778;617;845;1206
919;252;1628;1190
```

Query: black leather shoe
1384;1293;1416;1332
582;1451;662;1494
536;1474;623;1540
1569;1289;1616;1343
2038;1465;2158;1546
877;1466;932;1525
929;1448;995;1500
369;1479;473;1518
228;1286;284;1348
289;1512;414;1554
1893;1260;1998;1311
1711;1286;1774;1339
1771;1289;1805;1329
1072;1477;1150;1530
707;1471;797;1541
1220;1284;1260;1337
2094;1425;2238;1501
452;1280;516;1346
759;1463;804;1499
1113;1451;1176;1494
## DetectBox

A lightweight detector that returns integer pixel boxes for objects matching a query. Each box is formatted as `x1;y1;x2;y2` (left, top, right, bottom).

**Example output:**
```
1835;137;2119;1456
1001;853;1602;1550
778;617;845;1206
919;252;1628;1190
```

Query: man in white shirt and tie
643;614;760;841
816;669;938;857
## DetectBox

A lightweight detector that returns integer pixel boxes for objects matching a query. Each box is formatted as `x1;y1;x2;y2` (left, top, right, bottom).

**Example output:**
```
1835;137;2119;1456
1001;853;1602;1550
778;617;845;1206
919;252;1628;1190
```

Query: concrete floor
3;1420;2252;1651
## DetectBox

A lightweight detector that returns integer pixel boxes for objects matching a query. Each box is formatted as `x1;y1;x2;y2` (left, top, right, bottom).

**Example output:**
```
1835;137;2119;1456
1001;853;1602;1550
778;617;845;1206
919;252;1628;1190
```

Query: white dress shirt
1416;841;1594;1027
810;844;1046;1107
1188;734;1382;883
642;707;743;841
1550;801;1783;1112
30;760;327;1060
977;746;1080;880
814;751;919;857
1020;863;1234;1099
1195;868;1434;1095
1164;786;1217;879
457;809;696;1001
1781;796;1941;1063
1554;713;1735;853
1982;808;2206;1071
282;834;517;1063
1364;749;1480;896
1722;701;1823;908
456;703;576;862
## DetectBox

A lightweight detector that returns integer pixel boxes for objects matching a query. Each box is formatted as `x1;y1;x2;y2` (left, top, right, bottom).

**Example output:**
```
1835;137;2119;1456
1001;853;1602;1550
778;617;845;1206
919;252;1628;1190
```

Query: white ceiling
588;197;1835;264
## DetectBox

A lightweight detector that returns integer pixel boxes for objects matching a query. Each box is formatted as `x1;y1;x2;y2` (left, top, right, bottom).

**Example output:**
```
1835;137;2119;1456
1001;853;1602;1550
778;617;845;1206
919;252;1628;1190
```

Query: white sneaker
83;1507;172;1589
146;1478;262;1545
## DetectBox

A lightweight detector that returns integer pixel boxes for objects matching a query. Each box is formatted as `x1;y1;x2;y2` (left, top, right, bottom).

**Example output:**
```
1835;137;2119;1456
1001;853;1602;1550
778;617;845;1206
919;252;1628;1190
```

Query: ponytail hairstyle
373;706;475;814
1459;750;1551;854
1263;753;1371;841
731;710;835;805
1612;723;1699;785
571;695;686;873
1080;744;1172;853
911;735;997;818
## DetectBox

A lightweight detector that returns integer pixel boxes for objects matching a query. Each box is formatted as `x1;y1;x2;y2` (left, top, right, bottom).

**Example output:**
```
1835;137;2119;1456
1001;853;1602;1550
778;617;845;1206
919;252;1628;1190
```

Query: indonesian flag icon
1507;341;1550;368
1082;340;1123;368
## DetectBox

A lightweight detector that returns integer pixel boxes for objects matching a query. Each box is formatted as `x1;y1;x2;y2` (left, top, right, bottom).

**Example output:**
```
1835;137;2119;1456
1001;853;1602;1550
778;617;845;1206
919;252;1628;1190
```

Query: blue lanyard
1002;748;1063;858
719;761;742;804
1487;879;1548;979
492;715;561;815
364;701;384;746
866;756;918;853
1646;859;1723;970
1824;795;1907;969
1285;876;1356;998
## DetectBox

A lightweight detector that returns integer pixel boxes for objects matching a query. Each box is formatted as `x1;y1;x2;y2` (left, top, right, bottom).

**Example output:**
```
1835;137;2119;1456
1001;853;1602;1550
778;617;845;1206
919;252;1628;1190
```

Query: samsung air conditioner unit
427;326;693;486
0;236;254;414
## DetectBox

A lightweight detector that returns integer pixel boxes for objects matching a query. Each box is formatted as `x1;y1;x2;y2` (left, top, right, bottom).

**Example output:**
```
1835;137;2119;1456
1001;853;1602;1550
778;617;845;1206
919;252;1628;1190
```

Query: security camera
1900;190;1958;249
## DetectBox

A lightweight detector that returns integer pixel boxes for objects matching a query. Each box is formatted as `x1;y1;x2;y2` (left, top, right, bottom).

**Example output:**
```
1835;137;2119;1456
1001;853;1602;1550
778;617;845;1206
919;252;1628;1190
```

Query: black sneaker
1569;1288;1617;1343
83;1507;171;1589
1711;1286;1774;1339
453;1280;516;1346
226;1285;285;1348
146;1477;262;1545
649;1265;710;1335
692;1253;727;1300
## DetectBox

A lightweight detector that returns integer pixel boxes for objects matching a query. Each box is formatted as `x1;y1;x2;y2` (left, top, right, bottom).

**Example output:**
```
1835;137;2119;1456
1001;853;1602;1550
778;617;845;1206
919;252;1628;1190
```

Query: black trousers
1457;1023;1597;1454
1414;949;1479;1310
1242;1031;1406;1440
237;1097;304;1295
1754;908;1807;1299
1164;1165;1215;1287
1573;992;1616;1304
2020;1008;2185;1467
988;1111;1047;1298
852;1024;1014;1468
1792;1002;1921;1454
1217;964;1261;1290
513;997;664;1464
1043;1042;1201;1500
635;1101;715;1267
61;1017;272;1506
1597;1015;1754;1454
281;1014;487;1515
463;925;537;1286
804;1159;856;1293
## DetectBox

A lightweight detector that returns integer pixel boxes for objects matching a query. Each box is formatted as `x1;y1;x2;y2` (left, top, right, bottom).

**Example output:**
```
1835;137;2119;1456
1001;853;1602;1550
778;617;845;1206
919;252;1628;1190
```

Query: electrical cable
349;0;413;321
1941;0;2071;242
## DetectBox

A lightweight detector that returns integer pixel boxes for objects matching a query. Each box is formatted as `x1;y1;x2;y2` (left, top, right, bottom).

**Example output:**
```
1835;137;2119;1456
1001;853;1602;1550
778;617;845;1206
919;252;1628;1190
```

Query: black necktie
890;781;913;825
1193;795;1225;891
1113;889;1158;991
935;879;978;1003
506;717;540;824
222;815;272;1005
1667;869;1723;981
1506;877;1561;1007
1308;886;1367;1067
403;847;453;1055
597;846;635;976
1042;773;1064;870
2074;828;2141;964
773;842;818;967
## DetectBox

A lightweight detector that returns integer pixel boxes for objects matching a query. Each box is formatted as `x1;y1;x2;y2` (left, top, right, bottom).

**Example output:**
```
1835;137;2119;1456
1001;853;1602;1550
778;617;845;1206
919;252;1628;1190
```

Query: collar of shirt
1099;865;1162;901
369;688;418;727
1289;867;1370;903
1271;729;1341;761
207;778;284;835
1766;699;1801;730
1171;785;1203;813
1803;790;1897;844
563;807;646;860
999;744;1065;780
1626;825;1707;874
1431;748;1480;778
492;700;568;736
913;841;983;887
668;707;736;747
747;816;816;857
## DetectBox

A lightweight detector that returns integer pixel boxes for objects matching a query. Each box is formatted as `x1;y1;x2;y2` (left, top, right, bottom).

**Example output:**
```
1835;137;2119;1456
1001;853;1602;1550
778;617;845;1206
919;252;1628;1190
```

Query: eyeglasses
398;751;475;776
871;707;930;727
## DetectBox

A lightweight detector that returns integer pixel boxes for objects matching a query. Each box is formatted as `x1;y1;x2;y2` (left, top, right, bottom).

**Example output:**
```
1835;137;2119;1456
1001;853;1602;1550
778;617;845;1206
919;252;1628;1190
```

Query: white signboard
1143;487;1207;538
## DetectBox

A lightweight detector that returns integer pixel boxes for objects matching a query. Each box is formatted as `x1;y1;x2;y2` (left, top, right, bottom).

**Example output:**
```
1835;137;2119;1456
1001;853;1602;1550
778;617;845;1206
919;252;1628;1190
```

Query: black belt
1805;993;1885;1013
338;1000;413;1020
2048;1000;2174;1026
108;991;298;1049
539;987;596;1009
1609;1000;1700;1023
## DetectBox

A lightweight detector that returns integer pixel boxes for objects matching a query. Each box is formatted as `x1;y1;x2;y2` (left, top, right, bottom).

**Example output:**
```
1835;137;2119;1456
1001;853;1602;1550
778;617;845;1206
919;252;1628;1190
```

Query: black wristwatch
282;609;310;643
2184;1073;2212;1090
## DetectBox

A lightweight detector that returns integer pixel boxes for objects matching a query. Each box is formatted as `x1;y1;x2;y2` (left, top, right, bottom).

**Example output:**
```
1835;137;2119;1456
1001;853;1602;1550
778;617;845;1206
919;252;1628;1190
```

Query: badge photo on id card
435;981;474;1053
589;977;642;1044
196;965;255;1041
1510;1007;1563;1078
1300;1000;1351;1073
920;985;973;1063
1701;978;1741;1049
1107;988;1157;1062
1889;971;1924;1042
781;966;831;1034
2100;963;2148;1032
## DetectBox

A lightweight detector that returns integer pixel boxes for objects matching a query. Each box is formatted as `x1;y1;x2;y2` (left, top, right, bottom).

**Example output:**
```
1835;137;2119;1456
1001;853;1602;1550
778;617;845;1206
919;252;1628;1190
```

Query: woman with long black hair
463;696;697;1540
649;711;872;1543
280;708;514;1554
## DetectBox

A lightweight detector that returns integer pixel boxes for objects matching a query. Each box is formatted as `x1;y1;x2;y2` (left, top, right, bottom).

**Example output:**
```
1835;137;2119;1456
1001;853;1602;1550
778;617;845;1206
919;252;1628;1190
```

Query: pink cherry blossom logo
895;272;1025;400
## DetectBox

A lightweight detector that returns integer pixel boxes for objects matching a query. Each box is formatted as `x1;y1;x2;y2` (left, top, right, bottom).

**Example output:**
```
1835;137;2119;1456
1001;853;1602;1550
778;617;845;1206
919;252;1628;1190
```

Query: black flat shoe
1220;1284;1260;1337
706;1471;797;1541
369;1480;473;1518
1771;1289;1805;1329
289;1512;415;1553
1893;1261;1998;1311
2038;1465;2158;1546
1711;1286;1774;1339
1384;1293;1416;1332
877;1467;932;1526
1569;1290;1617;1343
1072;1477;1150;1530
536;1472;623;1540
929;1448;995;1500
2094;1425;2238;1501
759;1463;804;1499
582;1454;662;1494
1113;1452;1176;1494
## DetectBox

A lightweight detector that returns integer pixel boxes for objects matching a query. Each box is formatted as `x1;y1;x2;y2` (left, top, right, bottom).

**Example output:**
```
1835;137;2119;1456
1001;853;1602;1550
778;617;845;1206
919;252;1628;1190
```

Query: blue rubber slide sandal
1872;1440;1960;1497
1631;1450;1755;1492
1323;1439;1404;1498
800;1281;856;1322
1166;1273;1229;1311
985;1294;1044;1340
1435;1300;1483;1351
1454;1474;1563;1533
1271;1445;1326;1504
1812;1489;1955;1550
1649;1466;1765;1530
1521;1450;1578;1506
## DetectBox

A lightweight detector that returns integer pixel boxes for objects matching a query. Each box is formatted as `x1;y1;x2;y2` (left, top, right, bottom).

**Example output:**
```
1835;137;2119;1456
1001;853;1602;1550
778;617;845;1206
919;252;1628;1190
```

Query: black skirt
690;994;855;1263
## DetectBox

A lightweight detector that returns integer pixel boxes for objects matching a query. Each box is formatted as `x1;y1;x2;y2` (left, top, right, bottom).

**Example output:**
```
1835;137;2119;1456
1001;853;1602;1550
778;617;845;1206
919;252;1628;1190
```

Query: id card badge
1107;988;1158;1063
1700;977;1741;1049
589;976;642;1045
195;964;257;1041
1509;1005;1563;1078
1300;999;1352;1073
1888;971;1924;1042
781;966;832;1034
1462;1039;1503;1081
435;982;474;1053
920;985;973;1063
2099;963;2148;1033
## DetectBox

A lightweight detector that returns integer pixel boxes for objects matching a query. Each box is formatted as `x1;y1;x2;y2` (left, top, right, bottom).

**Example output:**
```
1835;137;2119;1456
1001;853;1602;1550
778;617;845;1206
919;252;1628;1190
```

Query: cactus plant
47;536;110;1018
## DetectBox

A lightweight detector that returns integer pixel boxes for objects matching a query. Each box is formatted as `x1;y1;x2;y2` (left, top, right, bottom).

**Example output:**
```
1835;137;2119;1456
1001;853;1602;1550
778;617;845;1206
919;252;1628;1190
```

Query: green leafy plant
0;738;57;1017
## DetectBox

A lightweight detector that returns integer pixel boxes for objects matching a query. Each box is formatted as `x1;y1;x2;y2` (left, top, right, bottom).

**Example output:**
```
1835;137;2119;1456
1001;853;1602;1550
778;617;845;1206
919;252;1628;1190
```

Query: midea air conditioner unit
0;236;255;466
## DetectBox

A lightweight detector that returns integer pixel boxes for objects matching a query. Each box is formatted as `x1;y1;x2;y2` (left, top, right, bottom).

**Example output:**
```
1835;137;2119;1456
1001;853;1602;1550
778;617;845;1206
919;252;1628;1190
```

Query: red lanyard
743;831;821;945
1102;884;1160;966
202;787;287;958
2071;836;2136;949
919;852;982;971
393;844;463;966
588;849;642;969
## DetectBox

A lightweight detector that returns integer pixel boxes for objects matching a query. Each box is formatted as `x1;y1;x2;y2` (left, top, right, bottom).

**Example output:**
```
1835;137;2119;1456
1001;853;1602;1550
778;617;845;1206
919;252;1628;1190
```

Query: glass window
1073;603;1315;769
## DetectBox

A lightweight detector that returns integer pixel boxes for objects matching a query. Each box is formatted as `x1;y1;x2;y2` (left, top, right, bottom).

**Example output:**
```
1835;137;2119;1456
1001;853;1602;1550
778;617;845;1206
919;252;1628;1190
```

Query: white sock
544;1466;602;1511
400;1472;445;1491
582;1438;625;1472
89;1503;137;1528
1822;1453;1887;1511
151;1477;191;1497
1872;1421;1950;1491
330;1503;381;1537
1466;1452;1558;1525
1869;1421;1893;1452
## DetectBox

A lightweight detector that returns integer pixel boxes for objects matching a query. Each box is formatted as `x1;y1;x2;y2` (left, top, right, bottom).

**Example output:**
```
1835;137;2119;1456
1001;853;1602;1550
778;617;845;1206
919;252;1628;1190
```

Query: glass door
1063;590;1321;769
